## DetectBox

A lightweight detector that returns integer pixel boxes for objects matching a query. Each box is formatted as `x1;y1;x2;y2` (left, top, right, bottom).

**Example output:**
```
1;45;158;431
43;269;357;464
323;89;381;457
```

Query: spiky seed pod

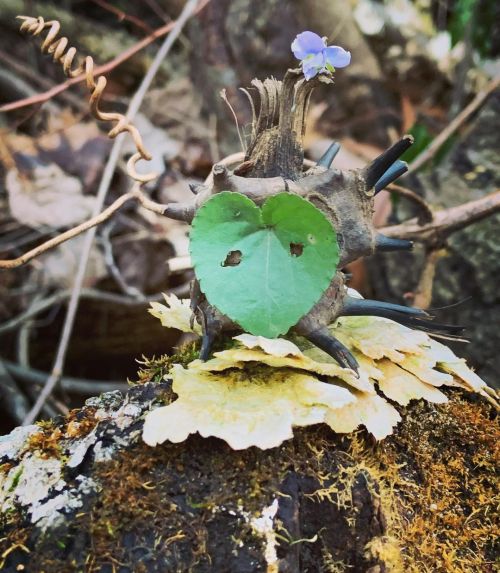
158;71;455;370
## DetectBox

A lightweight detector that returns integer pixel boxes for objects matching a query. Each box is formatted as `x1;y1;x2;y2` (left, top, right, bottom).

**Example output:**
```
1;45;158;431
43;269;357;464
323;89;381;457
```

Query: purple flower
291;31;351;80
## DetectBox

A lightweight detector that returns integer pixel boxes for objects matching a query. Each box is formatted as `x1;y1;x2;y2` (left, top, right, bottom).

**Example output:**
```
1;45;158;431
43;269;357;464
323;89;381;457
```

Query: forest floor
0;0;499;432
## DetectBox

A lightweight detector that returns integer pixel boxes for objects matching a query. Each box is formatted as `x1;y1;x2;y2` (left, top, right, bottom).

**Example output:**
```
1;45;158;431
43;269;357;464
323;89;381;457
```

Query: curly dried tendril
17;15;157;184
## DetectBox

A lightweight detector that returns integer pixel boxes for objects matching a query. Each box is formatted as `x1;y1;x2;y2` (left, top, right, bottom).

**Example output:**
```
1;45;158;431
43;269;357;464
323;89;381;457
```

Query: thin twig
408;77;500;174
0;360;31;423
0;49;87;112
0;191;137;269
143;0;171;22
380;190;500;244
89;0;153;33
99;222;146;300
0;286;187;336
220;88;246;153
386;183;434;223
4;360;128;395
21;0;201;426
0;0;209;114
17;292;46;367
412;247;447;309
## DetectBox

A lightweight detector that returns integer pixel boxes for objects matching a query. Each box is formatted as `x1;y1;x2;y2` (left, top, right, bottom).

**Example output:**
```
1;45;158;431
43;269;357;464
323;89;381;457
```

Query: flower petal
324;46;351;68
291;31;326;60
302;52;326;80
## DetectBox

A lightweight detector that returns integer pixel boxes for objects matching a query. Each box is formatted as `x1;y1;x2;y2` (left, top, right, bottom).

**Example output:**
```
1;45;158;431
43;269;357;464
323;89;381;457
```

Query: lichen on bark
0;353;498;573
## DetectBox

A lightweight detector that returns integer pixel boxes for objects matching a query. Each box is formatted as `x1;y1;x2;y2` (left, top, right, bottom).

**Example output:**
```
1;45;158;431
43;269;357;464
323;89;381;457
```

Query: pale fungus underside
143;294;496;450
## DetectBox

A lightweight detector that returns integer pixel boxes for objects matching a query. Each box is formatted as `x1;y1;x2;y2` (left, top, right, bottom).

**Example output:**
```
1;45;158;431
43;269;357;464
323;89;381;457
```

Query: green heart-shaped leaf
190;192;339;338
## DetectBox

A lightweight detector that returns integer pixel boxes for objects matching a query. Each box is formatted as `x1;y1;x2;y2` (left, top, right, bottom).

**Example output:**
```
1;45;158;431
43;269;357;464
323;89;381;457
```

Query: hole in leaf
222;250;242;266
290;242;304;257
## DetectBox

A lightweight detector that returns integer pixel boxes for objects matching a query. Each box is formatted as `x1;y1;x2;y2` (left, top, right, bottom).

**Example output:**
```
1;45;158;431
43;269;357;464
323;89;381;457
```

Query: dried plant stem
0;286;187;336
408;77;500;174
16;15;160;183
21;0;201;426
0;0;209;114
386;183;433;223
380;190;500;244
412;248;447;309
0;191;137;269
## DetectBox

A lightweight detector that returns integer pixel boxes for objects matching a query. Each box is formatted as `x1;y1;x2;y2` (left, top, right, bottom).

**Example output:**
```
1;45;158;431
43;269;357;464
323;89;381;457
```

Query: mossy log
0;357;497;573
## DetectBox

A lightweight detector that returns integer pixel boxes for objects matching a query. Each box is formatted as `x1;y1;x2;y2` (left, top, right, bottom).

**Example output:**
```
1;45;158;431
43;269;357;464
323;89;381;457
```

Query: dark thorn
341;297;429;318
340;301;465;336
364;135;414;189
198;307;218;361
199;333;214;361
189;280;203;315
398;316;465;336
374;160;408;194
375;234;413;252
317;142;341;168
306;327;359;373
163;202;196;223
343;302;465;334
189;183;203;195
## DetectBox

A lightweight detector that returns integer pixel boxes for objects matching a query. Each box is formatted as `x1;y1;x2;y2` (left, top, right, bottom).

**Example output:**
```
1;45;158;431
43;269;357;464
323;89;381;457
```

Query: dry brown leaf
6;164;95;229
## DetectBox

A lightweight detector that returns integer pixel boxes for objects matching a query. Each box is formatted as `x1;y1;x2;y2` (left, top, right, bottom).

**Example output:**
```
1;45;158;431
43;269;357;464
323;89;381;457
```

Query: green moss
25;427;63;460
134;340;201;385
2;358;497;573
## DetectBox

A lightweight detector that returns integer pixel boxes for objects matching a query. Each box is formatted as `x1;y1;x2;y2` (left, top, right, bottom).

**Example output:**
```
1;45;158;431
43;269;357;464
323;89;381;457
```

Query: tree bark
1;377;497;572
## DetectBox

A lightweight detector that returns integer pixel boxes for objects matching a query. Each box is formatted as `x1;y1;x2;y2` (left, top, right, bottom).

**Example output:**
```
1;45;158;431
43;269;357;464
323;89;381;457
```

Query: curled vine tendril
17;15;157;184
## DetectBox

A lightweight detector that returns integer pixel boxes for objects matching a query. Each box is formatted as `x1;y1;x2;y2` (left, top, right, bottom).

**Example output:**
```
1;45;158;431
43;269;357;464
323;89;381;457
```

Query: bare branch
0;360;31;423
4;360;128;395
412;248;447;309
380;190;500;244
408;77;500;174
0;286;189;336
0;191;137;269
386;183;434;223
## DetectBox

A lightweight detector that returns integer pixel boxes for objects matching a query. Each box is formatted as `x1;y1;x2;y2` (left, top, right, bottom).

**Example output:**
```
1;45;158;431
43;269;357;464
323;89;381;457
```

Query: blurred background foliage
0;0;499;432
